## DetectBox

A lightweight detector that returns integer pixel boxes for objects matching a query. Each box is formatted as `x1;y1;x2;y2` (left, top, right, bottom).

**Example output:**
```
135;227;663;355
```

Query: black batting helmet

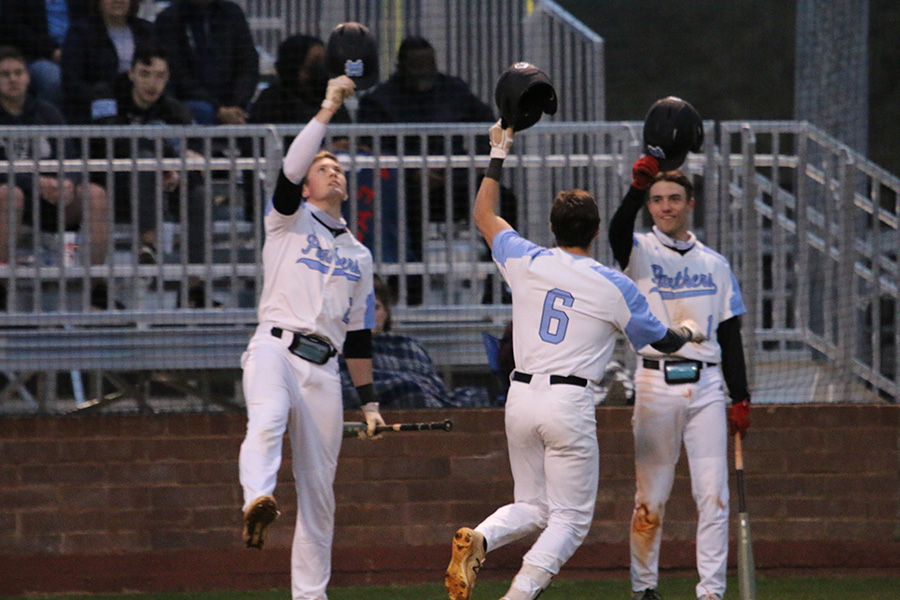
643;96;704;171
326;22;379;91
494;62;558;132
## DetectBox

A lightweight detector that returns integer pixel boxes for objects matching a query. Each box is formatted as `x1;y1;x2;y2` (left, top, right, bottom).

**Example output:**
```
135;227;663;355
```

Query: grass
4;575;898;600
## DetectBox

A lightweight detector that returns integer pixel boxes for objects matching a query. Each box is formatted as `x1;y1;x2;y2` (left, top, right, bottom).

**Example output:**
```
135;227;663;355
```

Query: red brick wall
1;405;898;595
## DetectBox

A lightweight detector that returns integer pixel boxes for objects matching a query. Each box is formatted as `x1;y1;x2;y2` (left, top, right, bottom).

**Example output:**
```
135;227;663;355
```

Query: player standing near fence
444;119;706;600
238;74;385;600
609;153;752;600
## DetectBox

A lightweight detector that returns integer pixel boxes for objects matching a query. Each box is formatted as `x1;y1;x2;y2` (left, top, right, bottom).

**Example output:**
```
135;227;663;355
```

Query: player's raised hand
678;318;707;343
632;155;660;189
489;119;515;159
360;401;386;440
321;75;356;112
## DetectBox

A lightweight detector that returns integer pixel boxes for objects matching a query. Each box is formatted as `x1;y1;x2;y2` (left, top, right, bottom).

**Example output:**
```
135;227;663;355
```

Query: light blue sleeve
492;228;550;266
597;268;668;350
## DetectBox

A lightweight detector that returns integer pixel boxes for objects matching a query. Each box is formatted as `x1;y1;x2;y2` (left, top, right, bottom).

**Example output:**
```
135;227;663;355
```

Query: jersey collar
652;225;696;253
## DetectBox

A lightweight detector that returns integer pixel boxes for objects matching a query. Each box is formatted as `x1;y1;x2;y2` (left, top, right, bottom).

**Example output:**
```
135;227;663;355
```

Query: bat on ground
343;419;453;438
735;432;757;600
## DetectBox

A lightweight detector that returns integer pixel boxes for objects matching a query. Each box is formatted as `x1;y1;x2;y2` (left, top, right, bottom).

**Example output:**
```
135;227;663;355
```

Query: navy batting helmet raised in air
326;22;379;91
642;96;704;171
494;62;558;132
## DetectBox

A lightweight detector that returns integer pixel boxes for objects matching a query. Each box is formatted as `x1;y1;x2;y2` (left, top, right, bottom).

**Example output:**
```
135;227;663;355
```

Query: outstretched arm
473;121;515;248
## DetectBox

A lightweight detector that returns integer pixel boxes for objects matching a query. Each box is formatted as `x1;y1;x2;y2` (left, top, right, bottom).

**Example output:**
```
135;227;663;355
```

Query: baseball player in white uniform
444;122;706;600
238;75;385;600
609;156;752;600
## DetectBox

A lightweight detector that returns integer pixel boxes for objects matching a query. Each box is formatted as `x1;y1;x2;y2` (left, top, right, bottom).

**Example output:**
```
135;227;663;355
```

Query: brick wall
1;405;898;595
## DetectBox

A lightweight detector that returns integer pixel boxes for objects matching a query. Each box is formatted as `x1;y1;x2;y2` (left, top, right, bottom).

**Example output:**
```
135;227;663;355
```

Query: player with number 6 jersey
444;120;706;600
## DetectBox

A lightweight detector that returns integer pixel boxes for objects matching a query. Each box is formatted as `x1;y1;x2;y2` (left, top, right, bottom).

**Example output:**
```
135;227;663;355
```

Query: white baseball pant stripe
239;325;343;600
476;375;599;576
630;364;729;600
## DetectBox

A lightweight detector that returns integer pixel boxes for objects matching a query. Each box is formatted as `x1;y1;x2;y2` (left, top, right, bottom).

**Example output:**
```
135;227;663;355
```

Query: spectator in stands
0;46;110;304
340;275;491;409
154;0;259;125
250;34;350;126
0;0;91;108
358;36;496;287
90;44;212;306
60;0;154;123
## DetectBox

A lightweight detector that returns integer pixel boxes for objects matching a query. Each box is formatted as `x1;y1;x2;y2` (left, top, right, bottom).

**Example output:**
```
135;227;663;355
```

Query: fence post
740;124;759;384
836;149;857;398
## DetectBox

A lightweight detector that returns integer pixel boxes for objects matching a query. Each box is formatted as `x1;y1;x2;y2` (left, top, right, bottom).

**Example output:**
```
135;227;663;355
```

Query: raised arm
473;121;515;248
608;155;659;269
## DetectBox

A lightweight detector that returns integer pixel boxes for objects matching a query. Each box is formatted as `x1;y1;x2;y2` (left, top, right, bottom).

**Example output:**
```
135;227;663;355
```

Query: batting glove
632;155;660;189
677;318;707;343
729;399;751;438
489;119;515;159
360;401;385;440
321;75;355;112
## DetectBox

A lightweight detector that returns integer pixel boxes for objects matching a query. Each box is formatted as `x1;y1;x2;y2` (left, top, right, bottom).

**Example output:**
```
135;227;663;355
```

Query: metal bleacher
1;121;898;414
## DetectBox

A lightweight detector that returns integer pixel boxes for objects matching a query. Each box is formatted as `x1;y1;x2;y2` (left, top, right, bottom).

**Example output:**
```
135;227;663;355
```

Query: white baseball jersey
626;229;745;363
492;228;668;381
257;188;376;349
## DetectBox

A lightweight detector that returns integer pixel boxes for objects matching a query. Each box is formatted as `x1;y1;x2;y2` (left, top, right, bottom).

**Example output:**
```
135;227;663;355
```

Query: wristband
321;98;337;112
356;383;374;405
485;157;504;181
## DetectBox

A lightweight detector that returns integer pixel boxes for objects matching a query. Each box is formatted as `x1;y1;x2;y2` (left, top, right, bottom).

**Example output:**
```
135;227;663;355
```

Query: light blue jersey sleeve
492;228;551;267
597;267;668;350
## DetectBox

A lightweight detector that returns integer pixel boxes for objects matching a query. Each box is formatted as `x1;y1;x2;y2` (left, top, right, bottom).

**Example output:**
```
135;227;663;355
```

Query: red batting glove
632;155;660;189
728;399;751;438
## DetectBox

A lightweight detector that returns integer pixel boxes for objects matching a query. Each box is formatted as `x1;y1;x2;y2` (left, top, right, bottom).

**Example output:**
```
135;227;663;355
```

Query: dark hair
0;46;27;66
373;274;394;332
275;34;324;85
397;36;434;64
131;44;169;68
650;170;694;200
92;0;141;19
550;189;600;249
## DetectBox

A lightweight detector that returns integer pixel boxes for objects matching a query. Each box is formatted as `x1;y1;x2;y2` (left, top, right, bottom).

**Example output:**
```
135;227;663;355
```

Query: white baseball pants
476;374;599;578
630;363;729;600
239;325;344;600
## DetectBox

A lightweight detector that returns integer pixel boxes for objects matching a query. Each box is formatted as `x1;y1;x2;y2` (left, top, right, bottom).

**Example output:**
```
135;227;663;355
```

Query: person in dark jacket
60;0;154;123
154;0;259;125
0;0;91;107
250;34;350;126
92;44;210;299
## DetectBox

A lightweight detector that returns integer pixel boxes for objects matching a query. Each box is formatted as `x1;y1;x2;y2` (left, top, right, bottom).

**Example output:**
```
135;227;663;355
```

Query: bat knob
442;419;453;431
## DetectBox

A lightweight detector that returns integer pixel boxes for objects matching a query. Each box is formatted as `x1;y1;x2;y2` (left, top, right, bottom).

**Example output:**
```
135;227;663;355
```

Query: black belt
512;371;589;388
642;359;716;370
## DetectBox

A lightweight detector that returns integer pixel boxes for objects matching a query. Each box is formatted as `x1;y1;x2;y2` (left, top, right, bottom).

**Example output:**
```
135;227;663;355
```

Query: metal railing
1;121;897;411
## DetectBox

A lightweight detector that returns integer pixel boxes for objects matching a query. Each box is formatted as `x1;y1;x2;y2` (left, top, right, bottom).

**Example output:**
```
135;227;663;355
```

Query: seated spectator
358;36;495;285
60;0;154;123
358;36;494;155
250;34;350;126
0;0;91;108
154;0;259;125
340;276;491;409
0;46;110;304
90;44;211;306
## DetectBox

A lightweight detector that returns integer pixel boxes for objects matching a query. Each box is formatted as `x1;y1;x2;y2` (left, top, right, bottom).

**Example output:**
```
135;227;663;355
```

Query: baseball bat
343;419;453;438
734;432;757;600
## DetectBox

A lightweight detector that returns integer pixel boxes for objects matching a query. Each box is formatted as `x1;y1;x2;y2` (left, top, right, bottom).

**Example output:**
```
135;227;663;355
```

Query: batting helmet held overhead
326;22;379;91
643;96;704;171
494;62;558;132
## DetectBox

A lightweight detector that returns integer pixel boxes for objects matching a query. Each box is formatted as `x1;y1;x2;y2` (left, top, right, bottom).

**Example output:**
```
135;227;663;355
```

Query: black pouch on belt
663;360;701;384
288;333;336;365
